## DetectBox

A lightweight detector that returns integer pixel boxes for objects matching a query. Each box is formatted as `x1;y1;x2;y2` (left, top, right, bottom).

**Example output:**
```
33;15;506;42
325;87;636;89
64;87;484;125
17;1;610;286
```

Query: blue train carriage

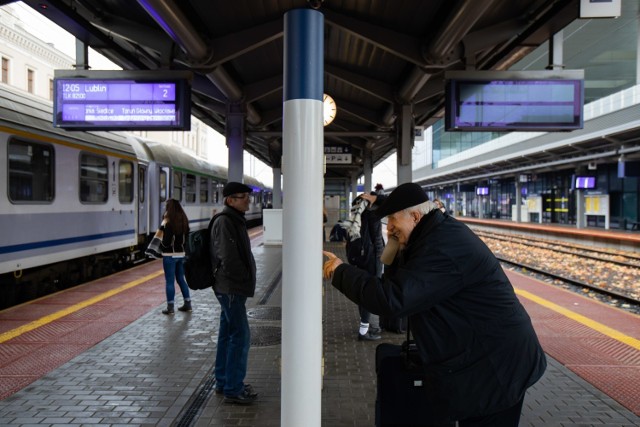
0;84;140;304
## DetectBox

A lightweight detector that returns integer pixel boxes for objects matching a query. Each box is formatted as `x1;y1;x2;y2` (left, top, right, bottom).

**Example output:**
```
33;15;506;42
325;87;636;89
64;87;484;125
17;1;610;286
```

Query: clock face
323;93;336;126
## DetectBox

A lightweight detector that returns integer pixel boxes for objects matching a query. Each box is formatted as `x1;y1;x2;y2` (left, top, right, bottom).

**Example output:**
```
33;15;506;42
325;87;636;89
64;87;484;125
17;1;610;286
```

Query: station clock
323;93;336;126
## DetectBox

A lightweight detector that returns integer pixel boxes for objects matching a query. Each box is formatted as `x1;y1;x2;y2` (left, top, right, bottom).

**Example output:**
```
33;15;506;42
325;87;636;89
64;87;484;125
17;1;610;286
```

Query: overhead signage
53;70;192;131
580;0;621;18
325;145;352;164
445;70;584;132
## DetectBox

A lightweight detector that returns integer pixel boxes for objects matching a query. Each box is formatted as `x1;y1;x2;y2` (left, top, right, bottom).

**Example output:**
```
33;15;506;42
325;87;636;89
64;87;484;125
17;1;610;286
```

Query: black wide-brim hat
375;182;428;218
223;181;253;197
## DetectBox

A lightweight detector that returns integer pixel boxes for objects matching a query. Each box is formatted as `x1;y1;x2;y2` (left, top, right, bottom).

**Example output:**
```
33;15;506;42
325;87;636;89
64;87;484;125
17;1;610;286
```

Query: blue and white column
281;9;324;427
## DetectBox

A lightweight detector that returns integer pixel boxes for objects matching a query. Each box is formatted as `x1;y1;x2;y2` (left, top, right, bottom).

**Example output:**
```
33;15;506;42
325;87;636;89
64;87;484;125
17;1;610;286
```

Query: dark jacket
332;209;546;422
359;208;385;276
210;206;256;297
160;222;186;255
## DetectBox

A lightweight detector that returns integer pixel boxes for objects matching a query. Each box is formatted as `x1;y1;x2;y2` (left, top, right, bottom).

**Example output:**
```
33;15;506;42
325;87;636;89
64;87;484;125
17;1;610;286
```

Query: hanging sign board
53;70;192;131
445;70;584;132
325;145;352;164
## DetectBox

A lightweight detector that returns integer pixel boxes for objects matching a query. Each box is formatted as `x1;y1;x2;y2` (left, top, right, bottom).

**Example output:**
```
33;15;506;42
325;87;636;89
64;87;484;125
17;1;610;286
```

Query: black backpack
345;214;372;269
184;212;226;290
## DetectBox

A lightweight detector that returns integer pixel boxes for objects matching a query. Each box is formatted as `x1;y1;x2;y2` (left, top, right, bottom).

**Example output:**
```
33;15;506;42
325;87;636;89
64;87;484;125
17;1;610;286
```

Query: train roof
0;83;135;159
129;135;269;191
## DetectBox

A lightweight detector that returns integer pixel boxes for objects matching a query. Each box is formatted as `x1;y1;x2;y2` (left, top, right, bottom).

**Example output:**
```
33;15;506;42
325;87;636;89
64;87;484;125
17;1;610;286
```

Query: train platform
458;217;640;252
0;238;639;426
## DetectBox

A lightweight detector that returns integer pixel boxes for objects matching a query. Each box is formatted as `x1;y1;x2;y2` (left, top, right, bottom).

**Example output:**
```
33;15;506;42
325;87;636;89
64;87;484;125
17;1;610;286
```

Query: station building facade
414;0;640;230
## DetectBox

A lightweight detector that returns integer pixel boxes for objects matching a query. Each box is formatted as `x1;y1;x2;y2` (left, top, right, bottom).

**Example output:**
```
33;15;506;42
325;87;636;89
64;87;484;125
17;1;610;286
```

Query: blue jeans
214;292;250;396
162;256;191;304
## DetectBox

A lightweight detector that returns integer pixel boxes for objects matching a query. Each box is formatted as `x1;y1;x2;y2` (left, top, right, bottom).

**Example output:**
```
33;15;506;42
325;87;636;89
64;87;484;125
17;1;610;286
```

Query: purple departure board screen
476;187;489;196
53;70;191;130
575;176;596;189
445;70;584;132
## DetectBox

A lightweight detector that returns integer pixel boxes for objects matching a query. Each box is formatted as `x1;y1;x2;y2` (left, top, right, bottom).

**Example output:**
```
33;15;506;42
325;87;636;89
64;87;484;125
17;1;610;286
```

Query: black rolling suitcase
374;327;455;427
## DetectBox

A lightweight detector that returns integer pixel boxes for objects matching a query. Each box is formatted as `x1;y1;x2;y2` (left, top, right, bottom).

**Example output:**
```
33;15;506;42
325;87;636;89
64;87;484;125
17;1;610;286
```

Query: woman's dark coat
160;222;186;255
331;209;546;422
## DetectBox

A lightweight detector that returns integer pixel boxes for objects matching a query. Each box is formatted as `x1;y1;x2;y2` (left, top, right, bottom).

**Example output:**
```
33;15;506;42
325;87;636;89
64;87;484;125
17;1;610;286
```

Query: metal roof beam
325;63;394;103
244;75;283;103
323;9;425;66
209;18;283;67
334;98;386;127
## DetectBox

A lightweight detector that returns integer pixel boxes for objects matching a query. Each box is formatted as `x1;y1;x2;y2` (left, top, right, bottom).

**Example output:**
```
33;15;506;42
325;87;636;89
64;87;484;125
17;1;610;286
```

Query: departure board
53;70;192;130
445;70;584;132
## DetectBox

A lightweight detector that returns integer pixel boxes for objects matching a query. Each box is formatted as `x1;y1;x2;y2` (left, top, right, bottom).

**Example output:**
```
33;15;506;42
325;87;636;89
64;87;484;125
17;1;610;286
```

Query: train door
158;166;170;226
137;165;148;235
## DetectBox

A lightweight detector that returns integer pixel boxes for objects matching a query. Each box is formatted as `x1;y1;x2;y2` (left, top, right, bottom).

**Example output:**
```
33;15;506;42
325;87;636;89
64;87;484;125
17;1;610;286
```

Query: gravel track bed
474;233;640;315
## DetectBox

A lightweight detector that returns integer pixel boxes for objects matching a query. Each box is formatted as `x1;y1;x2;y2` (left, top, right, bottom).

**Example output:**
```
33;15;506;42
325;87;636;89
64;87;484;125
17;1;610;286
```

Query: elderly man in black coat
323;183;546;426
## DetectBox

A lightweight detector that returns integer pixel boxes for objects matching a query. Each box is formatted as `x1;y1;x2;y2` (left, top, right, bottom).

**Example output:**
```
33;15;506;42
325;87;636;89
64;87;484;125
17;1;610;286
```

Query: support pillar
363;148;373;194
397;104;413;184
515;179;522;223
226;103;246;182
273;167;282;208
351;173;359;203
282;9;324;427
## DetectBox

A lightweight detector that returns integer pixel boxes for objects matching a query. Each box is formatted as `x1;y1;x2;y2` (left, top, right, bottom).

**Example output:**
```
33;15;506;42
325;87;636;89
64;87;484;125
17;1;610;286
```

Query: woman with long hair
160;199;192;314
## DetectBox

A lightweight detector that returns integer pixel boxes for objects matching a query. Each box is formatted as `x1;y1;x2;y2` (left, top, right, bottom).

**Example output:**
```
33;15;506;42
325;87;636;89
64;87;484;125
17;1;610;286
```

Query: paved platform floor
0;243;638;426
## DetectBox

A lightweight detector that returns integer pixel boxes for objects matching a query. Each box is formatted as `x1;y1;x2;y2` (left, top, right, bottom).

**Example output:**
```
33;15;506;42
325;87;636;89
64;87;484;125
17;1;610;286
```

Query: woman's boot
178;300;192;312
162;303;175;315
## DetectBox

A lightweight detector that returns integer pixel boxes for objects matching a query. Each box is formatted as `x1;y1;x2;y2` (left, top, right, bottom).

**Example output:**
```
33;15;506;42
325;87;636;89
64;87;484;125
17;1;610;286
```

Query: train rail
475;230;640;268
468;228;640;312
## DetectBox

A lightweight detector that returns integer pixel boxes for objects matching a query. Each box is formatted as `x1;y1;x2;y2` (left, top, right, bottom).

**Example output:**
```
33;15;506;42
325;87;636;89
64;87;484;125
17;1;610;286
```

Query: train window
200;177;209;203
173;171;183;201
8;139;54;203
79;153;108;203
185;173;196;203
118;161;134;203
159;167;168;202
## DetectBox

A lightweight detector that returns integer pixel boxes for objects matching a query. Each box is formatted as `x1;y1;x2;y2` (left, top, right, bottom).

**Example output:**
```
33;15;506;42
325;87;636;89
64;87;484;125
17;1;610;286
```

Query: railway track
475;230;640;268
469;228;640;312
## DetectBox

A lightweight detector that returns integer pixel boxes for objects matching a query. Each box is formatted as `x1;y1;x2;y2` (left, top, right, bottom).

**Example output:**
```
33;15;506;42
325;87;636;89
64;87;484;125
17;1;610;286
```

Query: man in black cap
211;181;258;404
323;182;546;426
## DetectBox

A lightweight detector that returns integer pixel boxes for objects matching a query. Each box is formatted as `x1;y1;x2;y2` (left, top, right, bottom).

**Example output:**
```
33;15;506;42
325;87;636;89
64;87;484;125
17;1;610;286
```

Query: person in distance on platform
433;198;446;213
323;183;546;427
374;183;385;196
160;199;192;314
210;182;259;405
342;193;385;341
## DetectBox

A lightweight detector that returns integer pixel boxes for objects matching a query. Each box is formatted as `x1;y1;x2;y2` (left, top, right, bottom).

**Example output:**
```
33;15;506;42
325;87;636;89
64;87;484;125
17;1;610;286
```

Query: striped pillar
281;9;324;427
